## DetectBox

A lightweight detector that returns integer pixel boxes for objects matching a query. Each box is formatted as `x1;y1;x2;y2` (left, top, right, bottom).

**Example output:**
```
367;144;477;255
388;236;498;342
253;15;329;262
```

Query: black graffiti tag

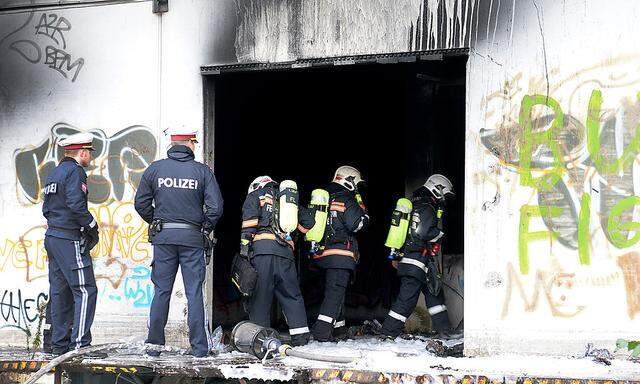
34;13;71;49
0;290;48;329
44;46;84;82
2;12;84;82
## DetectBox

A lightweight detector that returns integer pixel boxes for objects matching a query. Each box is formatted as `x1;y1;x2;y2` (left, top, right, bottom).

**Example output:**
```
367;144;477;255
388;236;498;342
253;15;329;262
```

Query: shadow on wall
233;0;518;62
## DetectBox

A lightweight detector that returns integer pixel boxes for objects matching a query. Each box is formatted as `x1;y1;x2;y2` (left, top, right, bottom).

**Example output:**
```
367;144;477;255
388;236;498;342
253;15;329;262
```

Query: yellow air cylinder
278;180;299;235
384;198;413;252
305;189;330;243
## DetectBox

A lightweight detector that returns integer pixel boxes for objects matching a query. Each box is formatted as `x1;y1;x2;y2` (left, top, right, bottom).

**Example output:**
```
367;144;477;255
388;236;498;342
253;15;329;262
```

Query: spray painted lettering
482;56;640;319
1;12;84;82
14;123;157;205
0;290;48;331
3;124;158;312
123;266;154;308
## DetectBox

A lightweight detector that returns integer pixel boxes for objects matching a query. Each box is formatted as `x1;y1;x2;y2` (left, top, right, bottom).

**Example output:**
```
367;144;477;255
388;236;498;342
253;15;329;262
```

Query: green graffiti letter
587;90;640;175
607;196;640;248
519;205;562;275
518;95;565;191
578;193;591;266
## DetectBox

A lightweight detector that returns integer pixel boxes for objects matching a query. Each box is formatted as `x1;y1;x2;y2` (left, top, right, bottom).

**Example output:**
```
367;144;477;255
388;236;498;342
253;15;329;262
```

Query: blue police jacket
42;157;95;241
134;145;223;248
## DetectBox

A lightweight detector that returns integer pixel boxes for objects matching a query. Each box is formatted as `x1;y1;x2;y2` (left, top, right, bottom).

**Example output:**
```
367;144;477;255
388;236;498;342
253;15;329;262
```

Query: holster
148;219;163;242
231;252;258;298
203;230;217;265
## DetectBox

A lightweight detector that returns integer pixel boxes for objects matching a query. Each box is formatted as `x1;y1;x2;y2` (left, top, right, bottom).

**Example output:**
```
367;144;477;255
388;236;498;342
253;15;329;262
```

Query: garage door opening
204;53;466;334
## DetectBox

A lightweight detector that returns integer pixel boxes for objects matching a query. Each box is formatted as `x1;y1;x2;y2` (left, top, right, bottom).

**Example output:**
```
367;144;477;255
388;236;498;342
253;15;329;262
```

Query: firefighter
239;176;314;346
42;132;101;356
134;128;223;357
380;174;454;339
310;166;369;342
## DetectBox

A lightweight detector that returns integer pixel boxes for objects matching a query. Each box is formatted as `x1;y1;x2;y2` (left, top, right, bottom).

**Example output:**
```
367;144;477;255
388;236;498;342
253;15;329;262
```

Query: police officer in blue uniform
239;176;315;346
381;174;454;338
42;132;101;356
311;166;369;342
134;128;223;358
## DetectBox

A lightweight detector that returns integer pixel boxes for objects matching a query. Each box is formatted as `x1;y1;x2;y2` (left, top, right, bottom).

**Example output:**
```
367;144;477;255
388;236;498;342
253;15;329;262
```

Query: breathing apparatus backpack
272;180;299;242
305;189;330;254
384;198;413;260
385;197;446;295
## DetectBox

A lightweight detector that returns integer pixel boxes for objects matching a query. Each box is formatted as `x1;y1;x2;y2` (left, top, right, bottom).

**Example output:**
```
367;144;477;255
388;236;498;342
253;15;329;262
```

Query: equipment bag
231;252;259;298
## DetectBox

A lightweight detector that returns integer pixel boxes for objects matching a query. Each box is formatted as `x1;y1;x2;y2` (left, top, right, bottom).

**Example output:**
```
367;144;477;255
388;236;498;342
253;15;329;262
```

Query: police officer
42;132;101;356
380;174;454;339
239;176;314;346
134;128;223;357
311;166;369;342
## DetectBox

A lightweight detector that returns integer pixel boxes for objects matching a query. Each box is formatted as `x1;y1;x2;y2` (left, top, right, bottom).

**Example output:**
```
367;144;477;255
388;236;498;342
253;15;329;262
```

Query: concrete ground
0;338;639;383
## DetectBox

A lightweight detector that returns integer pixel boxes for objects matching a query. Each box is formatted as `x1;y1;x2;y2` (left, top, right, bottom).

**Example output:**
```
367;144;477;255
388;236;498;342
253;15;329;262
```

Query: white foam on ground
218;363;296;381
277;338;640;380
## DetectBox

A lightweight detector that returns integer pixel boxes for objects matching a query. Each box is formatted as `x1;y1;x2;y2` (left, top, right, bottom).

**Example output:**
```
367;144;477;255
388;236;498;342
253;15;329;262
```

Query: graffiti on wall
481;55;640;320
0;12;85;81
0;124;158;334
0;289;48;333
14;123;156;205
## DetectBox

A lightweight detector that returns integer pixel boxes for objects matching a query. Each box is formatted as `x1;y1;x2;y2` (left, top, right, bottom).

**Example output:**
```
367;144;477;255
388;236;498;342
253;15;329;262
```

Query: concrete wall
233;0;640;356
466;0;640;357
0;0;236;346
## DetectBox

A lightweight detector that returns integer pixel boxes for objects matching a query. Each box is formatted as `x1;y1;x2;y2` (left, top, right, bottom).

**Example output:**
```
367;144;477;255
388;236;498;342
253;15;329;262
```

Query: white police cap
167;127;198;143
58;132;94;150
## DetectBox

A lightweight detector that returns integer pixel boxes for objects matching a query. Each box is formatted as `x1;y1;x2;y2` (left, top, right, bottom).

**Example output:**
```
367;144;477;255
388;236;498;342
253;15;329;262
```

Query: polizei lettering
157;178;198;190
42;182;57;195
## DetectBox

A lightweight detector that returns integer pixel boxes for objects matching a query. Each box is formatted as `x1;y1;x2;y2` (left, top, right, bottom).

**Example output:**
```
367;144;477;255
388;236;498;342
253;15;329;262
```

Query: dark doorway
205;54;466;330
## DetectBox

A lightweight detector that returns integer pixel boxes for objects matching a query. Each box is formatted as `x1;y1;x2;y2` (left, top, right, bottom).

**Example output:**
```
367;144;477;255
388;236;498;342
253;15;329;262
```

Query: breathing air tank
385;198;413;260
305;189;329;253
277;180;299;239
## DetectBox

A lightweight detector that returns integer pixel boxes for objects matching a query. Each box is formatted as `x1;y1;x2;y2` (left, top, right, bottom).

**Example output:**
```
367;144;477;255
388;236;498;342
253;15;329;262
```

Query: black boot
333;325;348;341
379;319;402;339
311;321;334;342
291;333;311;347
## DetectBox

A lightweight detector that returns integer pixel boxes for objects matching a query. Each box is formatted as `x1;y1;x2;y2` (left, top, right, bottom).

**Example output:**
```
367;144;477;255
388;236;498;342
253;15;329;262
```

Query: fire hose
280;345;355;363
231;321;357;364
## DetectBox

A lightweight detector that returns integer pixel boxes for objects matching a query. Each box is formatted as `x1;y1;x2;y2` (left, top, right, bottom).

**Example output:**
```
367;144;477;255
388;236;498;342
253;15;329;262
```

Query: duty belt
162;222;201;231
47;226;81;237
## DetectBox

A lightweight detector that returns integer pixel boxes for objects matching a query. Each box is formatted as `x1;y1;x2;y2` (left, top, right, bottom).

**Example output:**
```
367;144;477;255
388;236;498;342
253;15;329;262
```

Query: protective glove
240;238;251;258
81;221;99;254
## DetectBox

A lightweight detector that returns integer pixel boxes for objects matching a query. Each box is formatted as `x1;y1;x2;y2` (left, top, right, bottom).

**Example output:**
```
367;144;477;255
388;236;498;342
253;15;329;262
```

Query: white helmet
332;165;364;191
248;175;275;193
424;174;454;200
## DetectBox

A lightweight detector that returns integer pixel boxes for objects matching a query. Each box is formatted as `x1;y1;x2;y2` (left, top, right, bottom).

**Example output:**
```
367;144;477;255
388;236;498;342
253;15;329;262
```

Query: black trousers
311;268;350;341
248;255;310;345
381;275;449;337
